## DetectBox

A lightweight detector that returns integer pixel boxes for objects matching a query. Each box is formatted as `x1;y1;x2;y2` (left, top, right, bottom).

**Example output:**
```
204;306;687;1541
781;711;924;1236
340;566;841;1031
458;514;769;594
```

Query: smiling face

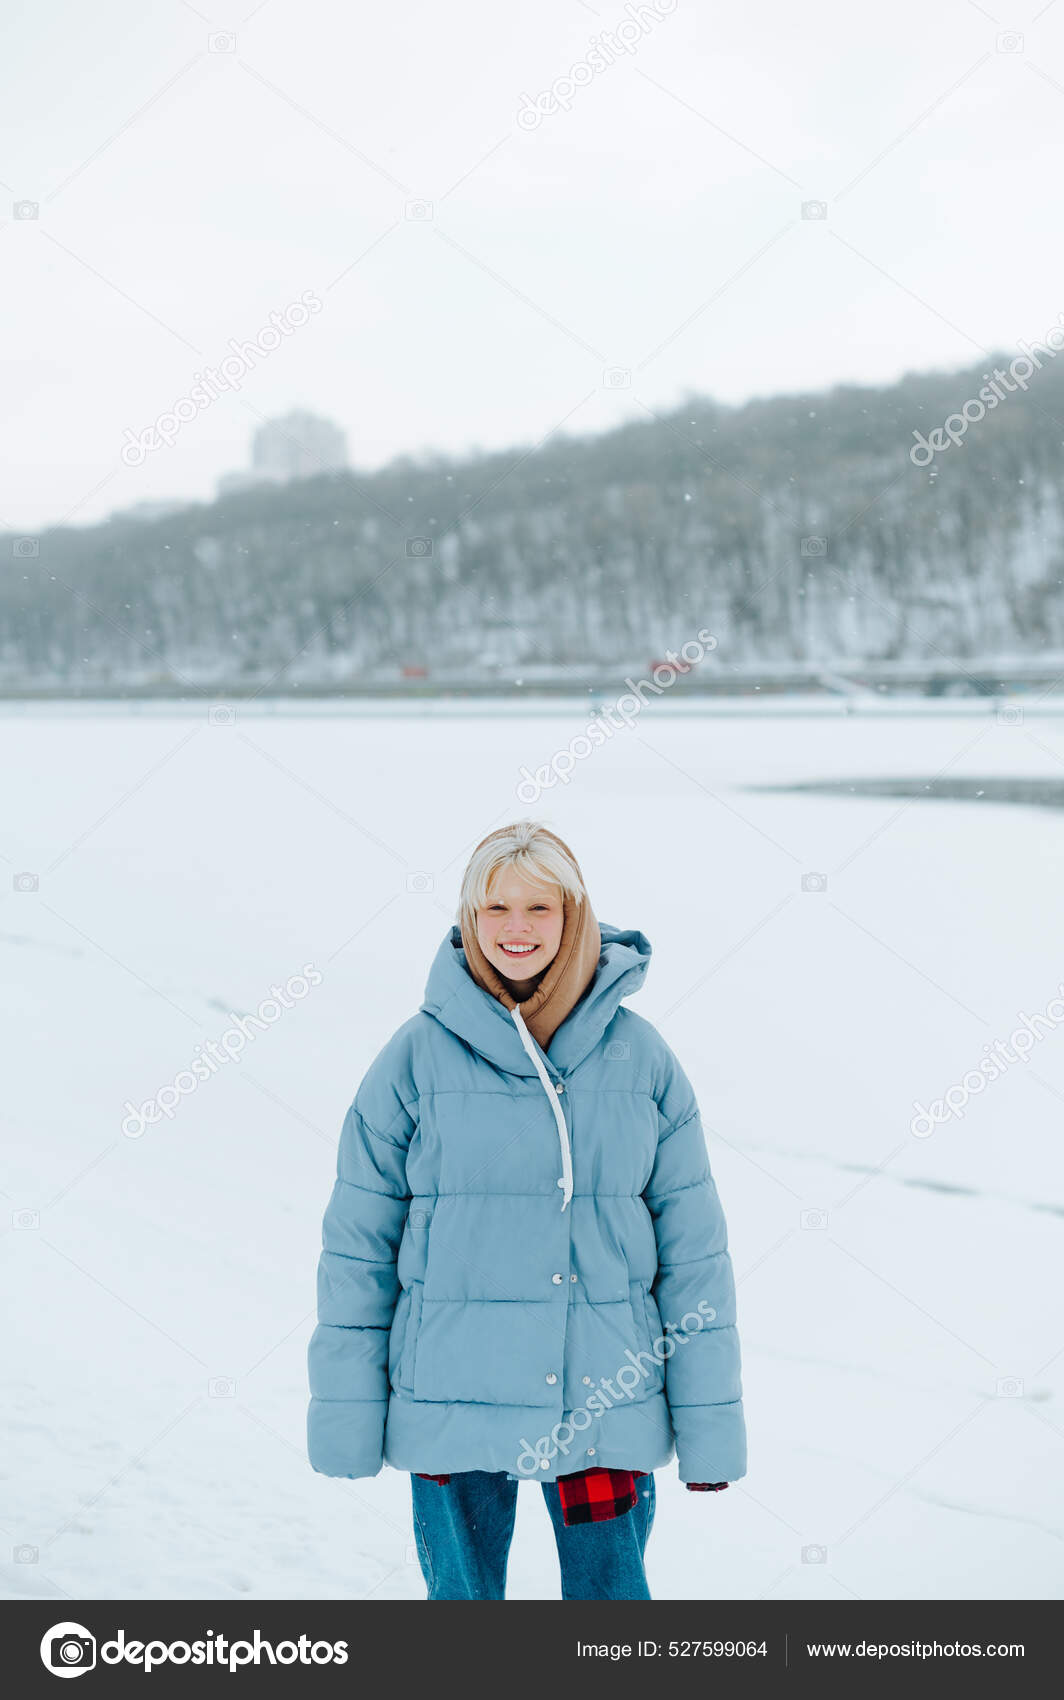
475;868;566;986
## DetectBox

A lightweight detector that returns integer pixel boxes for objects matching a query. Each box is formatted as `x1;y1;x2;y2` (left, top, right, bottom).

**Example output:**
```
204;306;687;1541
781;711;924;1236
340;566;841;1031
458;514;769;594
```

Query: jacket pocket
633;1281;666;1391
400;1281;423;1393
388;1286;411;1392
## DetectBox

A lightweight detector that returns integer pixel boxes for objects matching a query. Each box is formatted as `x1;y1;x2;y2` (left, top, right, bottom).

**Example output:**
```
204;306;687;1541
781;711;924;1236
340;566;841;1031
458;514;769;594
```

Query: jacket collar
421;923;651;1077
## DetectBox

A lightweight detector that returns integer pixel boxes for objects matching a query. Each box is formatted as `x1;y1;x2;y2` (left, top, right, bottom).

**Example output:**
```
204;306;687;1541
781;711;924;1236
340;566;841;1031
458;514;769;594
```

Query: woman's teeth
500;943;538;955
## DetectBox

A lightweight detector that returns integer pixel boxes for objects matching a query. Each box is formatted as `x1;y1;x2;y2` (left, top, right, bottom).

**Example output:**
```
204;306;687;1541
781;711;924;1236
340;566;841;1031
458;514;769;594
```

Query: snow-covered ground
2;703;1062;1601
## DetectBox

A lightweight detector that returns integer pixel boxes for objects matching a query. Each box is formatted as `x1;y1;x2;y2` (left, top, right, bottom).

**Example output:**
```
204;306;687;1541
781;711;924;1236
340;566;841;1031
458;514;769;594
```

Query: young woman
307;821;747;1600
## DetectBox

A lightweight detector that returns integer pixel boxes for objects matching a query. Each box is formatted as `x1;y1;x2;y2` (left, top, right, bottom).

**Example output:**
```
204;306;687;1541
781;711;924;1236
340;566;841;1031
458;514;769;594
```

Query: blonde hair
458;821;585;926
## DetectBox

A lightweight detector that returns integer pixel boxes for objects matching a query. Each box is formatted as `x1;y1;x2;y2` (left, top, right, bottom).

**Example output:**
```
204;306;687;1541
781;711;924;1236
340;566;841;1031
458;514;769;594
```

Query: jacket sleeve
644;1043;747;1485
306;1027;417;1479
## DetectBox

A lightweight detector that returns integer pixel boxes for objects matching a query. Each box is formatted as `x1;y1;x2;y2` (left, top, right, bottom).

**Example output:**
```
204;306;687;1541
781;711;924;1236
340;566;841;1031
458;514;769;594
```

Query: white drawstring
510;1005;573;1211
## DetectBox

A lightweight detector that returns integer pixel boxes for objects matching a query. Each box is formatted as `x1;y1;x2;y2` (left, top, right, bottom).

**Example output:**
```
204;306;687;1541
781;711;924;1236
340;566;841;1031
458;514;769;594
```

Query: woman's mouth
498;942;540;959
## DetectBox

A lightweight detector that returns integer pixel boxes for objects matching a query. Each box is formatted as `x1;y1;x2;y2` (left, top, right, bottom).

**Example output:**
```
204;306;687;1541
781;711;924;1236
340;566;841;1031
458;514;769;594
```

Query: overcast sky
4;0;1064;531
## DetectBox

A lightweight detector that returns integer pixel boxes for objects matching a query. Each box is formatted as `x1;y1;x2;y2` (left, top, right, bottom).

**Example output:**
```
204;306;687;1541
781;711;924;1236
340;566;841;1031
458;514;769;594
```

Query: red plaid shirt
416;1467;728;1527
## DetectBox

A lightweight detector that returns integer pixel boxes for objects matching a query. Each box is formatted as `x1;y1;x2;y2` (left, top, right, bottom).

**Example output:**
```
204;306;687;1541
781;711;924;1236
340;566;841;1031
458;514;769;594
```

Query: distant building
251;411;348;483
216;410;349;499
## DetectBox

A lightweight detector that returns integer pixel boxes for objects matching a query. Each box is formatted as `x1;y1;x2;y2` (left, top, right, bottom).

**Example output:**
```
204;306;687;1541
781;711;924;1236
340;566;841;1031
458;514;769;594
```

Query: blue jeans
410;1470;655;1600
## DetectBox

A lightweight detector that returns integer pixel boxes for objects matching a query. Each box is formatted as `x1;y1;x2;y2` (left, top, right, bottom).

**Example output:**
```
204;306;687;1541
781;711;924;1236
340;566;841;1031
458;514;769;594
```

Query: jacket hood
421;922;651;1076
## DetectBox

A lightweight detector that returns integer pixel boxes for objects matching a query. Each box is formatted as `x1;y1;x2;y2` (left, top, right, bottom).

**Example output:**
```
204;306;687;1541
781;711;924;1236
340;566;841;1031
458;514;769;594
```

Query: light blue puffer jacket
306;924;747;1485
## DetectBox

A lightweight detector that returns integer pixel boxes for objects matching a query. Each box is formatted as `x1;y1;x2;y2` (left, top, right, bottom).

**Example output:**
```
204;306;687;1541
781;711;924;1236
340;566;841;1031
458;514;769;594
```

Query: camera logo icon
801;200;827;220
406;538;433;558
13;538;39;557
13;200;39;220
405;871;434;894
800;536;827;557
801;1543;828;1563
405;200;434;221
14;872;39;892
801;1208;828;1230
996;1377;1023;1398
207;703;235;726
603;367;631;389
801;872;827;893
209;31;236;52
40;1621;96;1677
996;703;1023;726
605;1040;630;1060
997;31;1023;53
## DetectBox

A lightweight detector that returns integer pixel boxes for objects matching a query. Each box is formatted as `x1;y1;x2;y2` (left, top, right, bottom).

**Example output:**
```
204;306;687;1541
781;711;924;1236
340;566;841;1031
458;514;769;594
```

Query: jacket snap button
582;1375;592;1385
556;1178;565;1188
555;1082;564;1093
545;1372;557;1384
551;1273;563;1284
539;1459;550;1469
570;1274;577;1283
586;1447;596;1456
